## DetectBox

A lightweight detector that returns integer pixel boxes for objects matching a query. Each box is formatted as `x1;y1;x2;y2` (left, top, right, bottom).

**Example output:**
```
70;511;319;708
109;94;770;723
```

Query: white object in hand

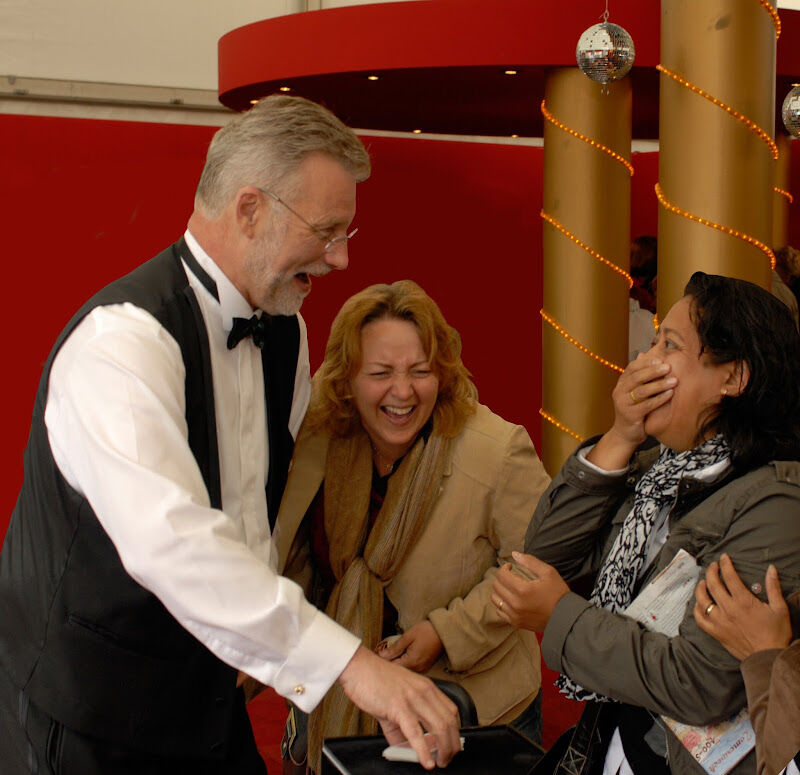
382;734;465;763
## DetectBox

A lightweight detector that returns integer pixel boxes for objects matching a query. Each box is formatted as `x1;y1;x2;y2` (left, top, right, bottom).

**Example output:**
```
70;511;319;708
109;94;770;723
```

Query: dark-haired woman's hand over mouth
588;356;677;471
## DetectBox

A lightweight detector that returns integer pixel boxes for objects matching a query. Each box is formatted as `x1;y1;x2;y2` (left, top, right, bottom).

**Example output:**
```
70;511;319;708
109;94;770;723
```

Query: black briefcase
321;725;544;775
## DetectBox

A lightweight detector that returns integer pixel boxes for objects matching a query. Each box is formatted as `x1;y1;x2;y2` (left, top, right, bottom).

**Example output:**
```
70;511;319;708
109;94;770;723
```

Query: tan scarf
307;426;450;772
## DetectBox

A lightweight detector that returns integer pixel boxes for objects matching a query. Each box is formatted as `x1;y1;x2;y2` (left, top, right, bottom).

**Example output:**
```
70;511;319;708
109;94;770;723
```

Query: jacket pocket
66;613;182;662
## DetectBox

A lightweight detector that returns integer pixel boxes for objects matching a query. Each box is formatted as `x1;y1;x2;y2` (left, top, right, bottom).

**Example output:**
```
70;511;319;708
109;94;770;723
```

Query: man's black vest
0;240;300;757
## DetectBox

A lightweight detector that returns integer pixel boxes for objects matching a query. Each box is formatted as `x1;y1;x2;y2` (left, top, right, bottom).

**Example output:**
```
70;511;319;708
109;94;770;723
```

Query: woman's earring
721;388;728;396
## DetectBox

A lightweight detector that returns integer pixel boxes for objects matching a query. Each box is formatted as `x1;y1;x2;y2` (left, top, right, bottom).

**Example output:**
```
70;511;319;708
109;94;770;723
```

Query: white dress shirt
44;230;360;712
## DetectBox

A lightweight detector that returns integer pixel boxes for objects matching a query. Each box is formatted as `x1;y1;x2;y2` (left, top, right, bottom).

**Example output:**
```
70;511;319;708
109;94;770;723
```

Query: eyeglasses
258;188;358;253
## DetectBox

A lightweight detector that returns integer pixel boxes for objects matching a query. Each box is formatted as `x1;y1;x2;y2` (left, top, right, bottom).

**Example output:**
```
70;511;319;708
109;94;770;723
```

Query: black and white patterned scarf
556;434;730;702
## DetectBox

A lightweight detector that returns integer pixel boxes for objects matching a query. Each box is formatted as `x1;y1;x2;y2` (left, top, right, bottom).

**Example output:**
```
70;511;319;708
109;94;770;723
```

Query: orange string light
540;408;584;442
656;65;778;161
655;183;776;270
774;186;794;204
756;0;781;38
540;211;633;289
541;101;634;176
541;309;625;373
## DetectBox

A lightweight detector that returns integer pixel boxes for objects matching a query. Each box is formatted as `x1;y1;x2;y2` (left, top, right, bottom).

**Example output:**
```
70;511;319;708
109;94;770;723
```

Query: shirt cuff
576;445;629;476
540;592;593;673
271;605;361;713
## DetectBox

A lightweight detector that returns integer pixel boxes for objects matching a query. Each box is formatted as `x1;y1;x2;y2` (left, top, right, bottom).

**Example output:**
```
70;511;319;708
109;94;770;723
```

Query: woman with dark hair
274;280;550;772
492;272;800;775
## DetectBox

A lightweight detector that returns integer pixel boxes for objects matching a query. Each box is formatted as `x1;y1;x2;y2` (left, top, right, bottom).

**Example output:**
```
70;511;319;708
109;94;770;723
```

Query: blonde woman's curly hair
306;280;478;438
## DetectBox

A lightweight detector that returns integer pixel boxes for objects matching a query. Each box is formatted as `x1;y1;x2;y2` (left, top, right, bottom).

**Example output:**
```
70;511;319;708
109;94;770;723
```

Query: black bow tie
227;314;267;350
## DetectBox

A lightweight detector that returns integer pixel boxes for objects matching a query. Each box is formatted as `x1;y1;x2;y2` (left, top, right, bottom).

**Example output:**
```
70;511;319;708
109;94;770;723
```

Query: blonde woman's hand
378;621;443;673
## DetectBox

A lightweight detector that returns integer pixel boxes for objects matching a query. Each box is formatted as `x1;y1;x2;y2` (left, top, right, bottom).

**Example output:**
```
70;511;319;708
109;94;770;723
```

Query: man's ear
722;360;750;397
234;187;263;237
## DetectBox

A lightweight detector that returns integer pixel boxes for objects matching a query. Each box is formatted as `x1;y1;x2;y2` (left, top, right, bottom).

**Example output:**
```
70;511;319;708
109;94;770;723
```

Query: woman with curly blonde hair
274;280;549;772
305;279;478;439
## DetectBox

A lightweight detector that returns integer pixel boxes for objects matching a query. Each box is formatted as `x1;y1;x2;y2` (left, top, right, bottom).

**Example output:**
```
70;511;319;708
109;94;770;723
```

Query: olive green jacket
527;440;800;775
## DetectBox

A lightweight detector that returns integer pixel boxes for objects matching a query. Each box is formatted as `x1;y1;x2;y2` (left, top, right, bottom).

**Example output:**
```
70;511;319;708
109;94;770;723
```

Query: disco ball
782;84;800;137
576;22;635;85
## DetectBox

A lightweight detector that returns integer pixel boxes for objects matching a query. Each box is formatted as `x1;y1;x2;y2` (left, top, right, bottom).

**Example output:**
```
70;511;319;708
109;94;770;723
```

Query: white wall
0;0;300;89
0;0;412;91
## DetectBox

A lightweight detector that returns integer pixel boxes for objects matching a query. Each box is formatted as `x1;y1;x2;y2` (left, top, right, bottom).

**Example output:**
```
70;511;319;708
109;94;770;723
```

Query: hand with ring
586;355;677;471
694;554;792;661
491;552;569;633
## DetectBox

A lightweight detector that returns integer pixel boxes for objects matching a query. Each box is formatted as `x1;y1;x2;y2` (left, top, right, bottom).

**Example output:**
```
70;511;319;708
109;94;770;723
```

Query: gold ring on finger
630;389;639;404
498;600;504;609
705;603;716;617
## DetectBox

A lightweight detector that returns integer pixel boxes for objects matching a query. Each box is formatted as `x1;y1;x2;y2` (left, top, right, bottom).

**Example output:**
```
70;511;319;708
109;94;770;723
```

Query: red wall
3;112;798;753
2;113;798;760
2;113;667;537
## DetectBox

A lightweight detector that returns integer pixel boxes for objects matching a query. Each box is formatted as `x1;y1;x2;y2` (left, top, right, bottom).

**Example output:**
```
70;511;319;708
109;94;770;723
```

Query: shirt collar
183;229;256;333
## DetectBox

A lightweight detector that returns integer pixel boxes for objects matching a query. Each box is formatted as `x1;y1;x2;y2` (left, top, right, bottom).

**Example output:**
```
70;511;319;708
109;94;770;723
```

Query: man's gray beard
261;278;306;316
244;223;298;315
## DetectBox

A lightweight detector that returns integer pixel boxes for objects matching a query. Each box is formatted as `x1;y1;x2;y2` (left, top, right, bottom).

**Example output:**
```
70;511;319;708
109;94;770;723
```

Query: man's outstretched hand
338;646;461;769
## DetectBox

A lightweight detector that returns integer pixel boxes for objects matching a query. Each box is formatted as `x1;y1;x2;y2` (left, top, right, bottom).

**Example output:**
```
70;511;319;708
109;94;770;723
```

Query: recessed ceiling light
279;86;291;92
510;134;519;138
412;129;422;134
504;69;518;75
367;75;379;81
250;99;259;105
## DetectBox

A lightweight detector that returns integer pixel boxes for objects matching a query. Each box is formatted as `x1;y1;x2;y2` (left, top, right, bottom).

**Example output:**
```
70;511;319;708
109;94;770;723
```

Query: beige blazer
274;403;550;725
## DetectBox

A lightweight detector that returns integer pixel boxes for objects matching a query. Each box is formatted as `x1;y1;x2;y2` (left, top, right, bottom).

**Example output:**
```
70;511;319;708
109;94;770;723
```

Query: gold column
773;132;792;250
541;68;632;475
657;0;778;317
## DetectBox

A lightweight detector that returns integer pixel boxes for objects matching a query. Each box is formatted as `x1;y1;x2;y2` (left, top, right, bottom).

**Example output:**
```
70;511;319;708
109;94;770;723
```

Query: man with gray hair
0;95;459;774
